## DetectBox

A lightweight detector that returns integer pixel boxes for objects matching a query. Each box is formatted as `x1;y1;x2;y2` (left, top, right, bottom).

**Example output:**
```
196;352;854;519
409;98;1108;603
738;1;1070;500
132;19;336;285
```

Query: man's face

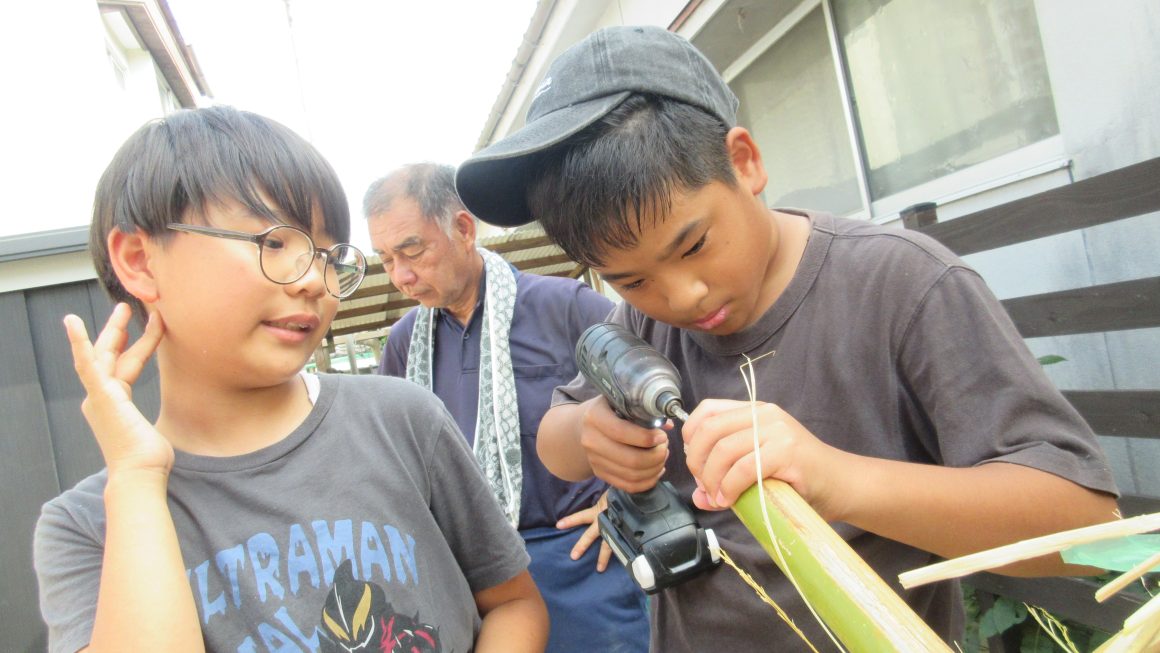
367;197;475;309
594;180;778;336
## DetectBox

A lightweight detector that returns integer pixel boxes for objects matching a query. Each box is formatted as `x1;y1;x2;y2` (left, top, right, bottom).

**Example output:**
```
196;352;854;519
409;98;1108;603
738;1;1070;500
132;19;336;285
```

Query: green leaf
980;598;1028;638
1020;627;1057;653
1037;355;1067;366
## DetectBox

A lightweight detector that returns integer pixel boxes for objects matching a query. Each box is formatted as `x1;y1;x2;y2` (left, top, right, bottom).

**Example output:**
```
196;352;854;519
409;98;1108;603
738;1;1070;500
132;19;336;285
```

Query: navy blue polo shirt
379;266;615;530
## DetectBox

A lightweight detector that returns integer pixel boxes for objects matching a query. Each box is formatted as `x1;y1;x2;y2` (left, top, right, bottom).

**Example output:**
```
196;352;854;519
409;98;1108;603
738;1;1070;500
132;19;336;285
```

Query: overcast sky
166;0;539;251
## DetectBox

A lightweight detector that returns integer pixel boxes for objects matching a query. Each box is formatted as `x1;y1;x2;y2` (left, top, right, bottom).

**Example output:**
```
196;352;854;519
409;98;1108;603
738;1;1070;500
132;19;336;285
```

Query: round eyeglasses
166;223;367;298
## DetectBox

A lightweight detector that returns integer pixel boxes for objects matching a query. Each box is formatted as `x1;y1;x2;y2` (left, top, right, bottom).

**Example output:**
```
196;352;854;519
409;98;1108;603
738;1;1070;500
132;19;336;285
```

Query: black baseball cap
456;25;738;227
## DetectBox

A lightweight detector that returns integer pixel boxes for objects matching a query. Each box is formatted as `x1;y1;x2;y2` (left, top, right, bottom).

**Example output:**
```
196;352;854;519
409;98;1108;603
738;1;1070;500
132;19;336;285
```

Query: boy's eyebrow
601;219;706;282
657;219;704;261
600;270;634;282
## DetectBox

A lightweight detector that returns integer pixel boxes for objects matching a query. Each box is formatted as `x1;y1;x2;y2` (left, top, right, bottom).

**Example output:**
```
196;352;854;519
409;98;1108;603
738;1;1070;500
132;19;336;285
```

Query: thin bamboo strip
731;479;953;652
1093;593;1160;653
1096;550;1160;603
899;513;1160;589
1124;591;1160;632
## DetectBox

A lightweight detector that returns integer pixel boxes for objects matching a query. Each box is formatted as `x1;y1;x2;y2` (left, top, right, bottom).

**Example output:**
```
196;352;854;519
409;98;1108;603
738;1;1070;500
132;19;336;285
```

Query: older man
365;163;648;653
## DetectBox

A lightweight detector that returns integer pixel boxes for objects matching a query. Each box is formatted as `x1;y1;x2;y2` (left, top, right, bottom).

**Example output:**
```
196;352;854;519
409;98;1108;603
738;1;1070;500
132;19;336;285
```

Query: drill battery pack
598;481;721;594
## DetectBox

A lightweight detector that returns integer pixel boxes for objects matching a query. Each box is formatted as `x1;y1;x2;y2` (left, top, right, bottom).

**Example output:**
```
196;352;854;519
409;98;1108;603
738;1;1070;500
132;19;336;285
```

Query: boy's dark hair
526;94;735;268
90;106;349;316
362;163;469;236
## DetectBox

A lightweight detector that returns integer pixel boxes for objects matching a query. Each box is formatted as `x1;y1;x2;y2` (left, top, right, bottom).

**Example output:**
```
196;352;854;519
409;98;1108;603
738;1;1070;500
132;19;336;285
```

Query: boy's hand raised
64;304;173;477
578;396;669;493
682;399;845;519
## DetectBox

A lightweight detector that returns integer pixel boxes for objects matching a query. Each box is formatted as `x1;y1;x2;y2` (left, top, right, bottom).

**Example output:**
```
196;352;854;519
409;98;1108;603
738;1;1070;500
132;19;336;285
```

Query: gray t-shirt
35;374;530;653
554;211;1117;652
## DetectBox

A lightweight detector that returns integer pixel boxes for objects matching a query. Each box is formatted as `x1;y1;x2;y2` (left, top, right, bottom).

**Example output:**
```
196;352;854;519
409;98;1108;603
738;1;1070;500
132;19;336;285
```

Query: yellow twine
736;352;845;652
719;547;821;653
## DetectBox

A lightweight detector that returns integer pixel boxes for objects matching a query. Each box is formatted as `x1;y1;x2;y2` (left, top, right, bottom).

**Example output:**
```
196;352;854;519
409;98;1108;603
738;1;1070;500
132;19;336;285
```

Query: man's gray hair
362;162;468;235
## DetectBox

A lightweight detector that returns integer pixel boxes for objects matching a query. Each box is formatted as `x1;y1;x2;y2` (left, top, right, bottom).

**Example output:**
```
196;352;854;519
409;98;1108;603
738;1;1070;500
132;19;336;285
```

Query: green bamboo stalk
731;479;953;652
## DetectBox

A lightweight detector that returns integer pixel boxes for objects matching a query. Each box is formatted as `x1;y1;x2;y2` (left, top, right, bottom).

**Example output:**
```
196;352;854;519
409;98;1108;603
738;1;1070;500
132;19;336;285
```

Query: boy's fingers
582;425;669;465
586;399;667;448
115;312;164;382
683;398;749;438
718;450;768;508
694;430;750;499
595;466;665;494
63;314;97;385
92;303;133;356
588;443;667;486
692;486;726;511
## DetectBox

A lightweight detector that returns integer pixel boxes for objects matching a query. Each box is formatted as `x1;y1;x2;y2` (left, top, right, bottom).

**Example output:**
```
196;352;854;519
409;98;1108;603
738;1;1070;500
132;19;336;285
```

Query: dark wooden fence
908;155;1160;649
0;279;159;653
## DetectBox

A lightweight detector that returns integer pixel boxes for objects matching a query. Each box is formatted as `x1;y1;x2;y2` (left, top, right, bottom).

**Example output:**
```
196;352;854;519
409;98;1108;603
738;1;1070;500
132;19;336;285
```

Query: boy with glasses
34;106;548;653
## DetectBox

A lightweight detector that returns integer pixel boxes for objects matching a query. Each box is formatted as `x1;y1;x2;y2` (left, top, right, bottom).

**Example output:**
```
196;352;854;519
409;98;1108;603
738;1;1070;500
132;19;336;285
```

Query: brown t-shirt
553;211;1117;652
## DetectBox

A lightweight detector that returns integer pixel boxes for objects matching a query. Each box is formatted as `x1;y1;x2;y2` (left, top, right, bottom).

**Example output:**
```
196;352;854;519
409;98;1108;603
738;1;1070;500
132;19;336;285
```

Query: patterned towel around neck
405;247;522;527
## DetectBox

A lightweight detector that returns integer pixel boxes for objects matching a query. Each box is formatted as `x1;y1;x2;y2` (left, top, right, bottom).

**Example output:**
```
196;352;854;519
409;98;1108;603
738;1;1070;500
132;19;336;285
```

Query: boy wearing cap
456;25;1118;651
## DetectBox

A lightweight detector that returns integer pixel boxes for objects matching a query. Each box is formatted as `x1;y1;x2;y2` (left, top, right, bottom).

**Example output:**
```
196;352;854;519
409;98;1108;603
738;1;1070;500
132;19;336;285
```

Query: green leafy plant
961;587;1115;652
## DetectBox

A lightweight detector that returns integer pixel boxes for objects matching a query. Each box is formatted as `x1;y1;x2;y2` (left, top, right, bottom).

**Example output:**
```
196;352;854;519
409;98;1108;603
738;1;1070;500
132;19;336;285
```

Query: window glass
731;8;863;215
834;0;1059;199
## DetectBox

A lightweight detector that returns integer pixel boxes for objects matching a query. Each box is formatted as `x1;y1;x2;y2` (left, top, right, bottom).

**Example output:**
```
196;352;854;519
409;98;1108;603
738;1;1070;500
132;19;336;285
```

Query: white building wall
0;3;187;291
2;4;137;240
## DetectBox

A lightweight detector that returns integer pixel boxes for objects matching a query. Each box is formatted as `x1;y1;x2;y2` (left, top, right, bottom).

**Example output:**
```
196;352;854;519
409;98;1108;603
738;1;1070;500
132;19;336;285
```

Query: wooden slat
966;574;1145;634
1063;390;1160;439
505;251;575;269
488;233;553;254
0;291;63;653
343;279;399;302
27;283;108;489
1001;276;1160;338
328;267;586;338
919;156;1160;255
337;296;418;321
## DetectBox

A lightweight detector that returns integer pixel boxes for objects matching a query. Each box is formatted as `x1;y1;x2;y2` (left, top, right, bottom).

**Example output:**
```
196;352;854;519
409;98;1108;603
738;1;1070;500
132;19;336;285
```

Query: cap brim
457;91;631;227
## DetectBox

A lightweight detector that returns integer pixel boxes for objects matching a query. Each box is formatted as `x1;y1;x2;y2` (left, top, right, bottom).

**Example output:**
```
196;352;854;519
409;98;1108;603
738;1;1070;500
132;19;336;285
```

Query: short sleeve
899;267;1118;494
425;412;530;591
568;283;615;333
550;301;636;408
34;482;107;653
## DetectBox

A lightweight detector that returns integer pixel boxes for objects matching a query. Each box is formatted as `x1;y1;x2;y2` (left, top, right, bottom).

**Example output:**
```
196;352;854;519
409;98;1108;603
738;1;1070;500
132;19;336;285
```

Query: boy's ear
726;127;769;197
107;227;160;304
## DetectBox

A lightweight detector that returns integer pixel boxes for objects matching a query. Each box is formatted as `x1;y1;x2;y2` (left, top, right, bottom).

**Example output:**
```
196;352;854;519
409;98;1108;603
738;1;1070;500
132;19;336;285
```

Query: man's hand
64;303;172;477
577;396;669;493
556;491;613;572
682;399;843;517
